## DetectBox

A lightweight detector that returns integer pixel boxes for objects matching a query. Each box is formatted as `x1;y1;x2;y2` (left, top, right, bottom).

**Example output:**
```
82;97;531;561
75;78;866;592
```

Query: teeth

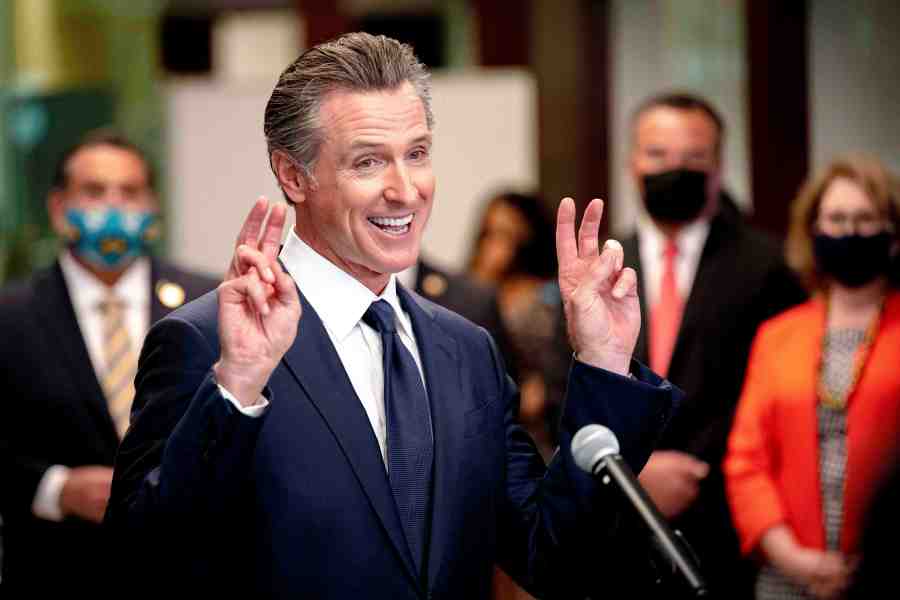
369;215;413;227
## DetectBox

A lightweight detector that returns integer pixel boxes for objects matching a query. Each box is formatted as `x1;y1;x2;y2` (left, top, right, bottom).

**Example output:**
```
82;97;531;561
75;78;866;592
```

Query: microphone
572;425;708;597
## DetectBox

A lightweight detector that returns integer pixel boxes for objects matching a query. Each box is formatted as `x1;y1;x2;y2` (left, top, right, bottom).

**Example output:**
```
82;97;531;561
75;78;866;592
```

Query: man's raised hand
556;197;640;375
214;198;301;407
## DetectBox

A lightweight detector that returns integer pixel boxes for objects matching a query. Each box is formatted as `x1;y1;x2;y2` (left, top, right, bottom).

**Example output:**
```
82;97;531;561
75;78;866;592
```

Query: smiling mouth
368;214;414;235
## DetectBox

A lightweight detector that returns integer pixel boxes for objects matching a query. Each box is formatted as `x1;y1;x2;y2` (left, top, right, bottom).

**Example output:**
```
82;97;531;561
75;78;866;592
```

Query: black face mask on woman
813;231;894;288
641;169;708;224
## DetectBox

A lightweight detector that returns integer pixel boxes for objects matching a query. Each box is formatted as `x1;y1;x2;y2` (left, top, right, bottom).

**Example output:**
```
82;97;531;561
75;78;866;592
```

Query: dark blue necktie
363;299;434;575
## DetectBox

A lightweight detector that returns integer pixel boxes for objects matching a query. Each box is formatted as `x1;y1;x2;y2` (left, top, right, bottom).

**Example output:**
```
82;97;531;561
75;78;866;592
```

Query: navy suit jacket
106;284;680;598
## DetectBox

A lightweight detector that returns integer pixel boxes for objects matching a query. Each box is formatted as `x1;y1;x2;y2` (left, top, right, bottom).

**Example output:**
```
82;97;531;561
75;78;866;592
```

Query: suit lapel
396;286;463;589
622;234;650;364
793;300;826;548
149;258;196;323
34;263;119;448
279;292;420;587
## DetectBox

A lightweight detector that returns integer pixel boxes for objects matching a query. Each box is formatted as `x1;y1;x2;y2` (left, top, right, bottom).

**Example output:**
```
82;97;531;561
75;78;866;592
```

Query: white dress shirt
32;252;151;521
397;262;418;290
636;216;711;308
222;230;426;467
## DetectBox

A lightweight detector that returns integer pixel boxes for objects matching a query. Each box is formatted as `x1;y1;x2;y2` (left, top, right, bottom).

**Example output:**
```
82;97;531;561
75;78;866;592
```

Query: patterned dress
755;328;864;600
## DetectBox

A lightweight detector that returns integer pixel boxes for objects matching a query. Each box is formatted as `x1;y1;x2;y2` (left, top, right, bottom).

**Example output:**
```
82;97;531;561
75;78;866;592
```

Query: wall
166;69;538;275
810;0;900;174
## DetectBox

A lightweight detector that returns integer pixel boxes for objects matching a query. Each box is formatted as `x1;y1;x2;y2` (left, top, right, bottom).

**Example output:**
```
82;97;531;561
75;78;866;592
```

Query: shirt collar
397;262;418;290
279;230;413;342
636;215;710;259
59;250;151;310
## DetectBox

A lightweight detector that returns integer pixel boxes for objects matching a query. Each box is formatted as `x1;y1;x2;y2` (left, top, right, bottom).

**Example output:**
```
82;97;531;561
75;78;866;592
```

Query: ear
272;150;309;205
47;190;70;238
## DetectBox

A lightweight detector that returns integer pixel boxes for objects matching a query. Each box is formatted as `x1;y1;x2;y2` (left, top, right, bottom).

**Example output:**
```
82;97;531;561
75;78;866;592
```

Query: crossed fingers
227;196;287;280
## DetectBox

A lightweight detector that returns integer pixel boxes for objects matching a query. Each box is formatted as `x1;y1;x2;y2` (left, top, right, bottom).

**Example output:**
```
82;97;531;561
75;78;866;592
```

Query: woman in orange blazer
725;155;900;600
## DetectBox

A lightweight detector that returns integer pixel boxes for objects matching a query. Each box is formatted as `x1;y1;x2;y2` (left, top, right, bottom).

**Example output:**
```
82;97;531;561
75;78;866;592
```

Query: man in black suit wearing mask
587;93;807;597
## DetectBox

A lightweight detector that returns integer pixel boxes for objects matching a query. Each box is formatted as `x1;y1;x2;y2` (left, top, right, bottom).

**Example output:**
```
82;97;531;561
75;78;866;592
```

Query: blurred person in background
398;256;516;382
559;92;807;598
0;130;217;596
467;191;559;455
725;154;900;599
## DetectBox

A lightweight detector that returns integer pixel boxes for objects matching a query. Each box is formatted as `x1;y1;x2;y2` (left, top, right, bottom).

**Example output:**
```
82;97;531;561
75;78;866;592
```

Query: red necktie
650;239;683;376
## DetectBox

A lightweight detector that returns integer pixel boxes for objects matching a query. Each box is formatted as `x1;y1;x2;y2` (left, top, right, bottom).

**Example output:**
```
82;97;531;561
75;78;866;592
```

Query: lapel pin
422;273;447;298
156;280;186;309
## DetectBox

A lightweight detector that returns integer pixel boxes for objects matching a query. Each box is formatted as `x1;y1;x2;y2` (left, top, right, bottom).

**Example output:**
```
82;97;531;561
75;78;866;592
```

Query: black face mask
641;169;708;224
813;232;894;288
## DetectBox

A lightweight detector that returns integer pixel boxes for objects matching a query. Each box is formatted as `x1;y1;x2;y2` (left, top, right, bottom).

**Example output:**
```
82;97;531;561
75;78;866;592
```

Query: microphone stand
597;455;709;598
647;527;712;599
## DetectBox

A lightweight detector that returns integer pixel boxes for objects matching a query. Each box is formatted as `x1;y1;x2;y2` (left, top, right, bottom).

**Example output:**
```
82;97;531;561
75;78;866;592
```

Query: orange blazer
724;291;900;557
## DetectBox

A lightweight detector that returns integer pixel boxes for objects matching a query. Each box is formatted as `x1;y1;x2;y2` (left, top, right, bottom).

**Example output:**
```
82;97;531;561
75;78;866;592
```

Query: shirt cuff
218;384;269;417
32;464;71;522
572;352;634;378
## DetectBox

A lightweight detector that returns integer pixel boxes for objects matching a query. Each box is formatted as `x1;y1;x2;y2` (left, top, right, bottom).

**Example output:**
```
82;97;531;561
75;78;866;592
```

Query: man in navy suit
105;33;680;598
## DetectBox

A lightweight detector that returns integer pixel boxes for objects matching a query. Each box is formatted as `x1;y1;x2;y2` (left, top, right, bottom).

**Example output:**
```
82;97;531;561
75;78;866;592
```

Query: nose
383;162;418;205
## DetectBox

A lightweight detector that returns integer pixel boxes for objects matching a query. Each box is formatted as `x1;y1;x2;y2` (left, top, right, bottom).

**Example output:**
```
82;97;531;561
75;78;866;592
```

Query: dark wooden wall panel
746;0;810;236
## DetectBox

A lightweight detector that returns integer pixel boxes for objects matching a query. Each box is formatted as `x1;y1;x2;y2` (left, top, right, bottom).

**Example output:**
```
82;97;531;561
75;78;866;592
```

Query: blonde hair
786;154;900;291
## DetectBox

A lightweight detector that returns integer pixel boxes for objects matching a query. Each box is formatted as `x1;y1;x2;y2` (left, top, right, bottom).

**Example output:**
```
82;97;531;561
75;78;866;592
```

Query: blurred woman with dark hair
467;191;559;455
724;154;900;599
468;191;557;304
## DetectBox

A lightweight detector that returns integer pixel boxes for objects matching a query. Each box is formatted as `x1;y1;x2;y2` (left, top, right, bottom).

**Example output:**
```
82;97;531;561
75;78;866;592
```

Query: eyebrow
348;134;433;152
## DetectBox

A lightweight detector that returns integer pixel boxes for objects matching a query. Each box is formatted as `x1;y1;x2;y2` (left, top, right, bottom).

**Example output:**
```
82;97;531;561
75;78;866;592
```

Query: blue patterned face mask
64;206;160;271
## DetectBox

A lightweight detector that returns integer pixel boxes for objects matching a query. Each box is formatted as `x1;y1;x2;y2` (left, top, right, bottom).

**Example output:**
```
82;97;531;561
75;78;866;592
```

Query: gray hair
264;32;434;187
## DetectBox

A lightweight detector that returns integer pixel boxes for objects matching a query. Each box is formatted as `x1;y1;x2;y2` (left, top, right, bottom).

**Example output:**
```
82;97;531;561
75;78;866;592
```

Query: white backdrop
166;69;537;276
810;0;900;174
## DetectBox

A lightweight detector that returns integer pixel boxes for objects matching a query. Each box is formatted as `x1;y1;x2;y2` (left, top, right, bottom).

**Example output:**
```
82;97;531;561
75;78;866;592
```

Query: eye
685;151;713;168
121;185;146;200
81;183;105;198
354;156;380;170
408;146;430;162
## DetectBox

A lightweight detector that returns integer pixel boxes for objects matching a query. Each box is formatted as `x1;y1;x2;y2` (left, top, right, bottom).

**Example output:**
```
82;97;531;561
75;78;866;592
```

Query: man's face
293;82;435;293
50;143;156;233
629;106;722;216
